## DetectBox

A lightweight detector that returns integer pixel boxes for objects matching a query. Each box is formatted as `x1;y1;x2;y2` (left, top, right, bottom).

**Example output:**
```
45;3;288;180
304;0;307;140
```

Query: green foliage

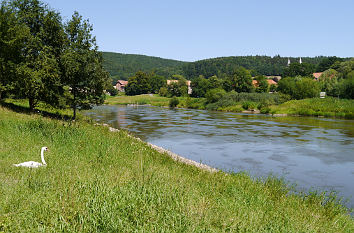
61;11;108;119
339;76;354;99
101;52;186;80
255;75;269;93
271;97;354;118
318;69;339;96
182;55;329;79
336;59;354;79
242;101;257;110
166;79;188;97
283;62;315;77
4;0;67;110
158;87;168;97
228;67;254;93
125;71;151;96
278;77;321;99
169;96;179;108
190;75;211;98
149;74;166;94
205;88;226;103
316;56;343;72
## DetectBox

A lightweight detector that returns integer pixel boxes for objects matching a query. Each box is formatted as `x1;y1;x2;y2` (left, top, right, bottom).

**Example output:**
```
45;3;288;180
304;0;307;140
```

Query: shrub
242;101;257;110
205;88;226;103
169;96;179;108
159;87;168;97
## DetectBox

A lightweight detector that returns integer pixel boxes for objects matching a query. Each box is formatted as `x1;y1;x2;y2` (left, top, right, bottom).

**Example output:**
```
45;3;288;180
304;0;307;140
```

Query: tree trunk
29;98;35;112
73;106;76;120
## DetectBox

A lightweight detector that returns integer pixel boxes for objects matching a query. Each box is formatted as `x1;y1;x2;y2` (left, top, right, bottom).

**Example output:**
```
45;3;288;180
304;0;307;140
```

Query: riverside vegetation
1;106;354;232
105;94;354;119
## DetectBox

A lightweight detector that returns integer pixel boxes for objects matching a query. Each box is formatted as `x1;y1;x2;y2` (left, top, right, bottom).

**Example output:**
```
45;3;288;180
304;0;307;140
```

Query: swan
13;147;49;168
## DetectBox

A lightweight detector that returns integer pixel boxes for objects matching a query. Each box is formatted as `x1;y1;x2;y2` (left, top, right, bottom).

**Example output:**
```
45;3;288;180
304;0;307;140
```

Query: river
84;105;354;209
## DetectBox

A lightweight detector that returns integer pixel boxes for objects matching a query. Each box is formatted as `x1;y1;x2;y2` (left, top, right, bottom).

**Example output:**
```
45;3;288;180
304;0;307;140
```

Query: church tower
299;57;302;64
287;58;291;66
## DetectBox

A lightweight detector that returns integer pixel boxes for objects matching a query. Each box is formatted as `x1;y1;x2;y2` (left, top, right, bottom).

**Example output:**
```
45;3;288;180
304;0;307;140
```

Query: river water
84;105;354;209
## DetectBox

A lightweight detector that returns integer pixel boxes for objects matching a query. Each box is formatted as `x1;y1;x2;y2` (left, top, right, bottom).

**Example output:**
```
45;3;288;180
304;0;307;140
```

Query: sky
44;0;354;62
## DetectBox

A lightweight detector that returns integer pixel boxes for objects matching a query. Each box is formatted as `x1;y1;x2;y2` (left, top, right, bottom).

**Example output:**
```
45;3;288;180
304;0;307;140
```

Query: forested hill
101;52;348;81
101;52;187;80
182;56;327;79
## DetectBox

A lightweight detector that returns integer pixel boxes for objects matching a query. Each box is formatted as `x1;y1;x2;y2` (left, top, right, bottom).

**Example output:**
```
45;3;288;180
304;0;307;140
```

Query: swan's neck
41;148;47;165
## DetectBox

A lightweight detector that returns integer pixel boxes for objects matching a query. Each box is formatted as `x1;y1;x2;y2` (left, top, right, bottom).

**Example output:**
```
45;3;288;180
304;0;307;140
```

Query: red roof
313;72;323;80
117;80;128;86
252;79;277;87
267;79;277;85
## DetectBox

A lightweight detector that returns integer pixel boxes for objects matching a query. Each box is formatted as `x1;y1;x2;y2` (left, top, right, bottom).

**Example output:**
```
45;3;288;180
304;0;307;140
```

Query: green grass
0;107;353;232
271;97;354;119
105;94;170;107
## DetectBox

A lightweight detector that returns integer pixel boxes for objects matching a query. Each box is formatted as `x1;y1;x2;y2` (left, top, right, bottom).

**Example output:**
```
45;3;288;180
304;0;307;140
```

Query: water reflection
85;105;354;209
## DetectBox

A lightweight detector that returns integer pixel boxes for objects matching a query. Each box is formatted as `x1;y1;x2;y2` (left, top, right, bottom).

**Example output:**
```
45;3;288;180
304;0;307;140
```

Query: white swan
13;147;49;168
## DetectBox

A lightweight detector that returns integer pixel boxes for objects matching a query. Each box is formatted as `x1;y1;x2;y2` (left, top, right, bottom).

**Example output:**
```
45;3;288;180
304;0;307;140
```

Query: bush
205;88;226;103
242;101;257;110
159;87;168;97
169;96;179;108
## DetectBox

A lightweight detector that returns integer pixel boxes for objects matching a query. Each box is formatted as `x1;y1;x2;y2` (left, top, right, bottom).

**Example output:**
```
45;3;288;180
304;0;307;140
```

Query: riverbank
106;95;354;119
0;106;353;231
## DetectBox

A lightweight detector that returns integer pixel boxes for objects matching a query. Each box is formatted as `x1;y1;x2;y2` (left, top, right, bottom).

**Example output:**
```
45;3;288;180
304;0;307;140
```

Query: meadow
0;105;353;232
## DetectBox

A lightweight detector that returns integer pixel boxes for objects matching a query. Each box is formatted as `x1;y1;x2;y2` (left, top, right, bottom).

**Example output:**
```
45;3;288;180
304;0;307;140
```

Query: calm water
85;105;354;209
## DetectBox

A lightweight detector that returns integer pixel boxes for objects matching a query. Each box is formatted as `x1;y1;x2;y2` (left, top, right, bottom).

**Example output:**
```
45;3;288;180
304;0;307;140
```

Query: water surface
85;105;354;209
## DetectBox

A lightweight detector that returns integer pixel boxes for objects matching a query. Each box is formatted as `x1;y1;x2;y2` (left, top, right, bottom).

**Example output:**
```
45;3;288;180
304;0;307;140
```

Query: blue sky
44;0;354;61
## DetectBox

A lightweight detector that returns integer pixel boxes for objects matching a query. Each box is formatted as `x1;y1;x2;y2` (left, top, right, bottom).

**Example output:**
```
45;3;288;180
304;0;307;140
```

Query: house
167;80;192;94
252;79;278;88
115;80;128;92
313;72;323;81
265;76;282;82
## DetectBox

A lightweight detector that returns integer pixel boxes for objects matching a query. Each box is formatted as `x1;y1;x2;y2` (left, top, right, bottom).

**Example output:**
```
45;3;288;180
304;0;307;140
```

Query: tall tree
125;71;151;96
229;67;253;93
283;63;315;77
10;0;65;110
61;11;108;119
255;75;269;93
0;2;25;99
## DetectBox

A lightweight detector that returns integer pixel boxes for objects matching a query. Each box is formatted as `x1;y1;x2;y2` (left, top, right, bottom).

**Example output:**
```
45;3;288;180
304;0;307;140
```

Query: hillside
182;56;328;79
101;52;187;81
101;52;349;82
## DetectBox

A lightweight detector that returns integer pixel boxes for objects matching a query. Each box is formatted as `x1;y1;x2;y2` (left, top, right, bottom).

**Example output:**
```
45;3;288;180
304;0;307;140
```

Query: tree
8;0;67;110
255;75;269;93
149;74;166;94
339;75;354;99
283;63;315;77
190;75;211;98
61;12;108;119
125;71;151;95
316;56;343;72
277;77;320;99
318;69;339;96
229;67;253;93
0;2;25;99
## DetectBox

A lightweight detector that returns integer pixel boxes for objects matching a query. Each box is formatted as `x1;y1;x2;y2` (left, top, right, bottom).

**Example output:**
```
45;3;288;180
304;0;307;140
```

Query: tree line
124;58;354;100
0;0;109;118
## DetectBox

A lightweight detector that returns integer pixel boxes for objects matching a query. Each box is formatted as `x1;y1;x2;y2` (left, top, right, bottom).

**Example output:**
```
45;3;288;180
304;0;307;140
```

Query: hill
101;52;187;81
182;56;328;79
101;52;350;82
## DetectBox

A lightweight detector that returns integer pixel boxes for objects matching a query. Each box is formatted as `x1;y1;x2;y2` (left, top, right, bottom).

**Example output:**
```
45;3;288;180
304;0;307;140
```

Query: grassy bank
0;107;353;232
105;94;170;107
270;97;354;119
106;95;354;119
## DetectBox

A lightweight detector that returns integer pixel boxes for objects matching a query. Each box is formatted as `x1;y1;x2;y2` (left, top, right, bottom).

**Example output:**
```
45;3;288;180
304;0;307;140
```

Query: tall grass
105;94;170;107
0;107;353;232
271;97;354;119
